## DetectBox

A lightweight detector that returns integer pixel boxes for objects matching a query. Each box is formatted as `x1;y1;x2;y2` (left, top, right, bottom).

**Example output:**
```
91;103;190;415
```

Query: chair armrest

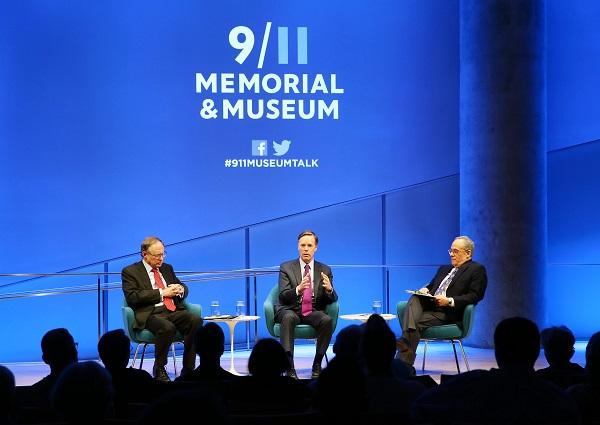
325;301;339;332
121;304;137;340
183;301;202;318
460;304;475;338
396;301;408;329
264;285;278;338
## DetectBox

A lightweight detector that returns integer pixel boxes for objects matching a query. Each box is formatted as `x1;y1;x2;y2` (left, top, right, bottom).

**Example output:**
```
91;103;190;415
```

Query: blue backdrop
1;0;599;362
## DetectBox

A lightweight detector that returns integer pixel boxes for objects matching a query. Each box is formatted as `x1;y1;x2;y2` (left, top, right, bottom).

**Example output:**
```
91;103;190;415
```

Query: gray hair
140;236;163;255
454;236;475;256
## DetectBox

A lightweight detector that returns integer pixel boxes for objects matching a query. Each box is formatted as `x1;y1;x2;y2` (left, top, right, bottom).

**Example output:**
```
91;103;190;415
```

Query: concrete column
460;0;546;347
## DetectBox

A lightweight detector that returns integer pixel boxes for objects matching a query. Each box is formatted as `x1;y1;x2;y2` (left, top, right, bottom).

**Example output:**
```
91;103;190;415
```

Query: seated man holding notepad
397;236;487;366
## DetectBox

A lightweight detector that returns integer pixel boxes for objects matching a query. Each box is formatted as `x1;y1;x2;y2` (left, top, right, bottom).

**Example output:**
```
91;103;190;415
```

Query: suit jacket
275;259;338;320
122;261;189;330
426;260;487;322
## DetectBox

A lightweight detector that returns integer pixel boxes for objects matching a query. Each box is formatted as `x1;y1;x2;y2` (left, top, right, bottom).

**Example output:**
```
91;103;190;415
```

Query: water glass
372;300;382;315
210;300;220;316
235;300;245;316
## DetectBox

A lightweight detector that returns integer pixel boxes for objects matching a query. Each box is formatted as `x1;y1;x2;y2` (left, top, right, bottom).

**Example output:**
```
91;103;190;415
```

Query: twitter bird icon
272;140;291;156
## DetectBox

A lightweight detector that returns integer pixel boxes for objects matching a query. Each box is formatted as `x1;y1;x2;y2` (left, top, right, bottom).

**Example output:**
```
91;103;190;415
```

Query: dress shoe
395;338;416;366
311;363;322;379
153;366;171;382
286;369;299;380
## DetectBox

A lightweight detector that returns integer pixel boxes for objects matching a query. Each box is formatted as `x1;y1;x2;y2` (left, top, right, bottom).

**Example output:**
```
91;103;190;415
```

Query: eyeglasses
448;248;465;255
146;251;166;259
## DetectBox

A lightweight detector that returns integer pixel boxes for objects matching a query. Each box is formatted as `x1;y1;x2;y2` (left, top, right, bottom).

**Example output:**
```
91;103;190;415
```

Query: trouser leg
302;311;333;364
145;313;177;368
277;310;300;369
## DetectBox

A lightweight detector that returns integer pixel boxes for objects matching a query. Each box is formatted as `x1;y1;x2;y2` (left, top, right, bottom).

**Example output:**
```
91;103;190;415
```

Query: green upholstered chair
121;299;202;374
396;300;476;373
264;285;339;363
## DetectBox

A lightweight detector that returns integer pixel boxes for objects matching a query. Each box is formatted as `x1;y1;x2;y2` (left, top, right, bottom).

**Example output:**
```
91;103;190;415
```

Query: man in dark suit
275;230;338;379
397;235;487;366
122;236;202;382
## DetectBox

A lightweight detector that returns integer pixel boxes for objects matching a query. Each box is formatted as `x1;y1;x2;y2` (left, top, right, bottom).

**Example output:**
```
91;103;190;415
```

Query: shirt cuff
159;288;164;301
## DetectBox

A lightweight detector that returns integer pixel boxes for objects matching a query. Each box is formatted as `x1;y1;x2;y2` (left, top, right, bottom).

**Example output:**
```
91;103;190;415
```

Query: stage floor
4;341;588;386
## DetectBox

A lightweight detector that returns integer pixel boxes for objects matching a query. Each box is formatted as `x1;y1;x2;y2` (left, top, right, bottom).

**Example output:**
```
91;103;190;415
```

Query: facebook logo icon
252;140;268;156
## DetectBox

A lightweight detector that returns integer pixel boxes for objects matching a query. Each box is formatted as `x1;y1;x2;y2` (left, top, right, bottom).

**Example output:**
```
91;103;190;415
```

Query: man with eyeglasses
122;236;202;382
396;236;487;367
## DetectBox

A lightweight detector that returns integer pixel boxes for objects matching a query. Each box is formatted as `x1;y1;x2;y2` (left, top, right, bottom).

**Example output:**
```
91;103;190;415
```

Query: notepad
405;290;434;298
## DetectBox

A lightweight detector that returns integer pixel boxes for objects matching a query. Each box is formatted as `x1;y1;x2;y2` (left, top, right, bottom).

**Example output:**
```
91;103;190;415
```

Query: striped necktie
434;267;458;296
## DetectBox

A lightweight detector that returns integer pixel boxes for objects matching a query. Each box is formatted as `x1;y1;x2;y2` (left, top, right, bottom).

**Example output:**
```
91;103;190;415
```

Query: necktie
301;264;313;316
152;268;176;311
434;267;458;296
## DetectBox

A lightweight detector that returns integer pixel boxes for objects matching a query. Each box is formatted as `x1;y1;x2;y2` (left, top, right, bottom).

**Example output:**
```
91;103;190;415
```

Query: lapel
313;262;321;298
448;261;470;290
292;261;303;286
135;261;153;289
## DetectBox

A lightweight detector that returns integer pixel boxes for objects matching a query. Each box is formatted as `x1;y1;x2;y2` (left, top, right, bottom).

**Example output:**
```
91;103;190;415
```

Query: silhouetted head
98;329;131;371
51;361;113;424
540;325;576;366
494;317;540;370
362;314;396;376
41;328;78;372
585;331;600;384
314;356;367;418
248;338;288;377
194;322;225;362
0;365;15;418
333;324;364;363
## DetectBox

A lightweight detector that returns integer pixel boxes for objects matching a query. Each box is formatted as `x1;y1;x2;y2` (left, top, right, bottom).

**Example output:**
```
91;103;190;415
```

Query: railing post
97;274;102;340
102;262;109;337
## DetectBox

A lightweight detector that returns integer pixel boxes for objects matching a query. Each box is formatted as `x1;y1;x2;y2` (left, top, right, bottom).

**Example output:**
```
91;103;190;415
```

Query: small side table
204;315;260;375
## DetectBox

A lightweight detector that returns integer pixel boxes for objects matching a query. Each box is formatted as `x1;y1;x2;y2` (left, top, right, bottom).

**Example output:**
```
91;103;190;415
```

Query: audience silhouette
4;318;598;425
0;365;16;425
98;329;157;417
567;331;600;425
25;328;78;407
50;361;113;425
362;314;426;419
535;325;586;389
138;387;228;425
313;355;366;422
176;322;236;383
412;316;580;425
228;338;311;414
331;323;364;365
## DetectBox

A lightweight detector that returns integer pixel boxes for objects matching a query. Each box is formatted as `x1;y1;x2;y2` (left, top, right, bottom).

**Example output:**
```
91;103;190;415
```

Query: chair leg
132;343;142;368
139;343;148;369
451;340;461;373
171;343;177;375
457;340;470;371
422;340;428;372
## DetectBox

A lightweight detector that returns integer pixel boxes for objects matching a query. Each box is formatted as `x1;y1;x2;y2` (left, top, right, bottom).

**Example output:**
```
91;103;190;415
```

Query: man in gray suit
275;230;338;379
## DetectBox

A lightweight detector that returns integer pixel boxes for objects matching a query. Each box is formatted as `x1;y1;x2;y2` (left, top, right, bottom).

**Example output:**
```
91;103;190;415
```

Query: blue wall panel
547;2;600;150
386;176;460;265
